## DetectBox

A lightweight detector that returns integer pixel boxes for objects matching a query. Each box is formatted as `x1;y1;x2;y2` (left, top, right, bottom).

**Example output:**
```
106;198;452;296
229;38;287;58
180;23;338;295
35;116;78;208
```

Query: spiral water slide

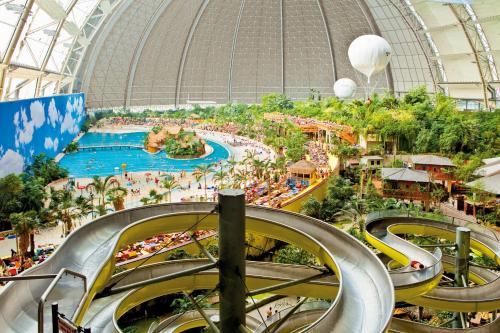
365;212;500;332
0;203;394;333
0;204;498;332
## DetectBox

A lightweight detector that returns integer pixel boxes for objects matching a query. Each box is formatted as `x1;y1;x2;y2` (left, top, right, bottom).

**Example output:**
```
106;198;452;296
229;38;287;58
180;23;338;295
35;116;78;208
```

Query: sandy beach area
0;126;275;257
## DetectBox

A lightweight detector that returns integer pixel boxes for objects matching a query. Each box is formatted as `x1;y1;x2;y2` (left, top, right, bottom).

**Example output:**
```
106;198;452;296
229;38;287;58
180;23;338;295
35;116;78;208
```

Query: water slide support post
51;302;58;333
219;189;246;332
453;227;470;328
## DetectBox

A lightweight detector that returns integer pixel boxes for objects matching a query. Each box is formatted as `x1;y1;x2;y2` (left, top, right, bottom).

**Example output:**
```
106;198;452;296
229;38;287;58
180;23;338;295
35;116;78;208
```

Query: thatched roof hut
288;160;317;180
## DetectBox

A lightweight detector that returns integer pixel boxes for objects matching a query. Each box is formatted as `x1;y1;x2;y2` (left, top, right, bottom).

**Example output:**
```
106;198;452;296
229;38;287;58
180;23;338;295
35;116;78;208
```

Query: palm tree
193;164;214;199
334;197;369;233
243;151;257;174
213;169;228;189
233;169;248;189
162;179;180;203
49;188;91;235
273;156;288;177
106;186;128;211
225;158;238;177
74;195;94;226
10;211;39;258
86;175;119;206
140;190;163;206
252;158;266;179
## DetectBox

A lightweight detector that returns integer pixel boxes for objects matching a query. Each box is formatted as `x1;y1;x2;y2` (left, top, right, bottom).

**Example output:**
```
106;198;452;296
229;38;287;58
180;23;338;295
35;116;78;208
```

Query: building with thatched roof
288;160;318;181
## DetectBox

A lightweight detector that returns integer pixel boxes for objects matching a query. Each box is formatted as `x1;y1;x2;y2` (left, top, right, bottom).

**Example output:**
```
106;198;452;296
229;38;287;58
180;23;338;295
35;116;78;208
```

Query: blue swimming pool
59;132;230;178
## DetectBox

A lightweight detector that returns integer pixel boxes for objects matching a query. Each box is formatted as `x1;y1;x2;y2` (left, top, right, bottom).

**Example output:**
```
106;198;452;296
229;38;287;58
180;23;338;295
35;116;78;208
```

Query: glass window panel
12;4;57;68
67;0;99;28
47;29;73;72
0;0;28;59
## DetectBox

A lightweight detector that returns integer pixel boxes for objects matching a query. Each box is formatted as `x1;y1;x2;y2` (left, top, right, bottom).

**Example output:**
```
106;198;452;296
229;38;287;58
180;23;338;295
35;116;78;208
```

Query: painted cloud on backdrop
30;101;45;128
0;149;25;177
44;137;59;152
14;101;46;148
48;98;60;127
61;96;84;135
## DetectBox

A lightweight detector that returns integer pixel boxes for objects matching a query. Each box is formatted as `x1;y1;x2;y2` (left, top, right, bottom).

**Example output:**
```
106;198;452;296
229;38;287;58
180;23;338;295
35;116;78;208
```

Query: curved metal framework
1;0;499;108
0;0;124;101
399;0;500;108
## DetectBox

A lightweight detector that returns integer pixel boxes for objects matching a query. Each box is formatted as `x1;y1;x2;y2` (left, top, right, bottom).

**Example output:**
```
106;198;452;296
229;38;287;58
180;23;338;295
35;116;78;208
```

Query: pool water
59;132;230;178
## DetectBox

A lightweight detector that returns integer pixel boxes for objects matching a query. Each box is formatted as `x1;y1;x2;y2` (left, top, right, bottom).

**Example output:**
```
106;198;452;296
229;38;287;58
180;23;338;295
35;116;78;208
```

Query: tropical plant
171;293;212;314
274;245;316;265
106;186;128;211
193;164;214;199
232;169;248;189
25;154;68;185
334;197;369;233
212;169;228;189
86;175;119;206
10;211;39;258
333;143;360;171
224;158;238;176
48;188;90;235
162;178;180;203
64;142;79;153
140;189;164;206
18;176;47;213
0;174;23;229
74;195;95;226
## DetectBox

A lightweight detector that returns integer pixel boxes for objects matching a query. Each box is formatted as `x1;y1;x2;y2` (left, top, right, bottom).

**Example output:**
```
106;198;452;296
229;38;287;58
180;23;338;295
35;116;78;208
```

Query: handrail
0;274;57;282
37;268;87;333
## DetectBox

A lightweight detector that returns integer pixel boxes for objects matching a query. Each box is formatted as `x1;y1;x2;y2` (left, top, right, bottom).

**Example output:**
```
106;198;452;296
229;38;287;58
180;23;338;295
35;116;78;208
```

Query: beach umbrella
348;34;392;83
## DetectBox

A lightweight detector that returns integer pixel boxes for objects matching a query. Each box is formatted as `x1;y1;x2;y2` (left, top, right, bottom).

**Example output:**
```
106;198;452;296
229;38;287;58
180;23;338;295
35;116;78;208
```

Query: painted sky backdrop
0;93;85;177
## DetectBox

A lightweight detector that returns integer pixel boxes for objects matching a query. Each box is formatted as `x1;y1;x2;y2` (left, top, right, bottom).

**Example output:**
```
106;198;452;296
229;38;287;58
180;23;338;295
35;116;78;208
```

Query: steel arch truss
0;0;124;101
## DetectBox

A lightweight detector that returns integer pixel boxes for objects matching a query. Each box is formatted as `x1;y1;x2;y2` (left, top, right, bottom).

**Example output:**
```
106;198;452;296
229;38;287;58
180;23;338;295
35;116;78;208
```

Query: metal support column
51;302;58;333
218;189;246;332
453;227;470;328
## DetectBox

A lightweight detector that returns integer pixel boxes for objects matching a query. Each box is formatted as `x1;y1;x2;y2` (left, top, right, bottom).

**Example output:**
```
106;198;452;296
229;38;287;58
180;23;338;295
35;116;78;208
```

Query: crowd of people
0;245;56;282
115;230;215;263
306;141;329;166
98;117;201;129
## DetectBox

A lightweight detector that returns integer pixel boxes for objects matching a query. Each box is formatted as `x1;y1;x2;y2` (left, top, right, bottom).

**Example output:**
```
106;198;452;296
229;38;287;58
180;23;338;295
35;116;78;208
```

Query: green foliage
165;249;194;260
452;155;482;182
274;245;316;265
151;125;162;134
170;294;212;314
121;326;139;333
262;93;293;112
347;227;364;242
140;189;164;205
471;253;500;269
164;131;205;157
205;244;219;257
0;174;24;227
284;131;307;162
25;154;68;185
391;159;404;167
64;141;79;153
300;196;323;220
300;177;355;223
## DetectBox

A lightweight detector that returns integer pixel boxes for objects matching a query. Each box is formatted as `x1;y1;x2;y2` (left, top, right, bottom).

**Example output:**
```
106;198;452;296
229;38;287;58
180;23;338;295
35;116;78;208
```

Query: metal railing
37;268;87;333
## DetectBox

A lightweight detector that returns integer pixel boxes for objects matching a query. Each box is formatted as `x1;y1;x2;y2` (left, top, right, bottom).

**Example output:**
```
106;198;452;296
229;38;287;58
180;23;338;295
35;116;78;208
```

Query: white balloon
348;35;392;83
334;78;357;99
